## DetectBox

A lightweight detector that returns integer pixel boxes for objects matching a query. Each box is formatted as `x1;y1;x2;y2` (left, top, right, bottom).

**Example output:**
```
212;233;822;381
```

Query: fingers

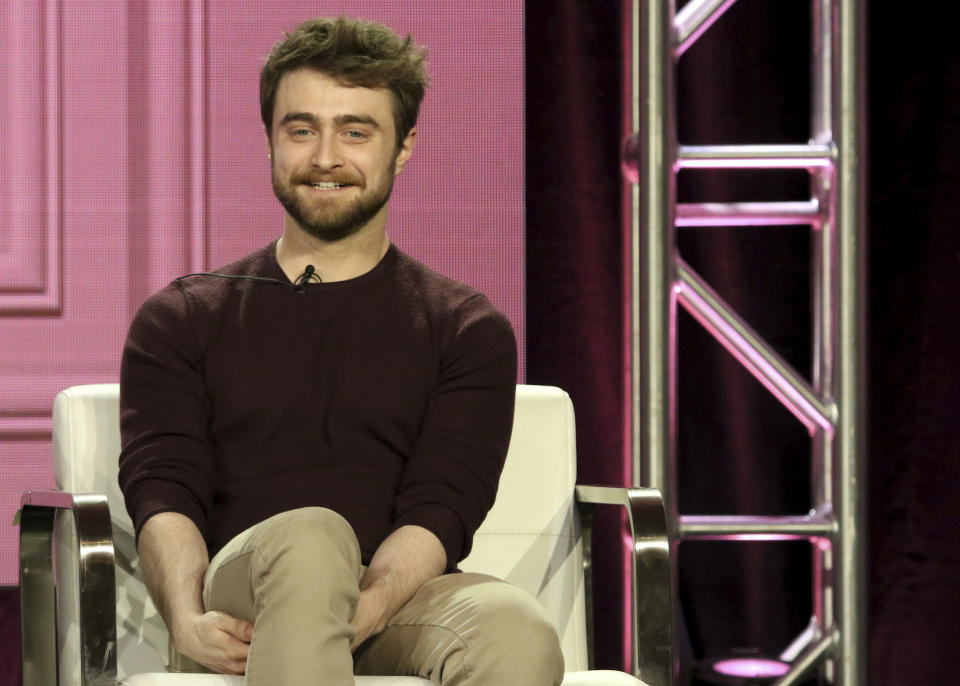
213;611;254;643
219;654;248;676
183;611;252;674
215;627;251;657
215;624;251;675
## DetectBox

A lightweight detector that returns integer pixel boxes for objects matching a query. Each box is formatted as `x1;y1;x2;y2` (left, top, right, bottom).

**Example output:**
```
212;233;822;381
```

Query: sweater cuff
393;503;464;571
125;477;207;544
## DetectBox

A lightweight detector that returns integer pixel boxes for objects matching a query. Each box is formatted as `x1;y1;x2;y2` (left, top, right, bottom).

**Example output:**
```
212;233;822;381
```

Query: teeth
310;182;342;190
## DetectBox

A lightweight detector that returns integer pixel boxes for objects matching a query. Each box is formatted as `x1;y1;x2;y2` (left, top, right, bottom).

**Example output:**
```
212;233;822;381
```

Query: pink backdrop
0;0;524;585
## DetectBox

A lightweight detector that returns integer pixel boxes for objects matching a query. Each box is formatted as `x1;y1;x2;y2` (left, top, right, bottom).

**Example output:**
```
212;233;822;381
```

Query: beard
272;165;396;242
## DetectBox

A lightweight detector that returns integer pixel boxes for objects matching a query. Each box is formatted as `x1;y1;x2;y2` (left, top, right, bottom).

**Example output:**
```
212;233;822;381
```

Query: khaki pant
170;507;564;685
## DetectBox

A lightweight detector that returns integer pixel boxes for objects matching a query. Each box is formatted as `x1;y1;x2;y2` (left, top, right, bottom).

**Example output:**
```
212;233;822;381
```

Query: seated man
118;16;563;686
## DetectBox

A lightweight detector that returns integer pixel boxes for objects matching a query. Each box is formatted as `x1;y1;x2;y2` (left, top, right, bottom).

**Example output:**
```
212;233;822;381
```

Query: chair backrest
460;385;587;669
52;383;588;681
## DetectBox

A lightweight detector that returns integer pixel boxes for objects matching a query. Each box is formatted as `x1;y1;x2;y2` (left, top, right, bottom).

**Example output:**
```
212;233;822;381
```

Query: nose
310;131;343;170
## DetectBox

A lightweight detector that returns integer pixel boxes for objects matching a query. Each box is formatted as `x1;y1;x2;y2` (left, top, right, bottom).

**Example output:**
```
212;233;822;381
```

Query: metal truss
622;1;867;684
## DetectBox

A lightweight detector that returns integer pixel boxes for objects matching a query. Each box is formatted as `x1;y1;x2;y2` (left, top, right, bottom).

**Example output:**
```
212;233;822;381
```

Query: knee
252;507;361;574
469;586;565;681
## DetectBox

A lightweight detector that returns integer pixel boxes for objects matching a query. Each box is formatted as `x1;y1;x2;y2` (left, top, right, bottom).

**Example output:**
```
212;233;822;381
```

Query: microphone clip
294;264;318;291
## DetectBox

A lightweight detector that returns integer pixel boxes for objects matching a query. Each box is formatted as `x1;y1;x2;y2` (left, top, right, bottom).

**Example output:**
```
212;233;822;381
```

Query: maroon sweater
118;242;517;568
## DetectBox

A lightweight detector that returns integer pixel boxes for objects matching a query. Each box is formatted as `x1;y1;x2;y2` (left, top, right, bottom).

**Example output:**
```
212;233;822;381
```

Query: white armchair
19;384;672;686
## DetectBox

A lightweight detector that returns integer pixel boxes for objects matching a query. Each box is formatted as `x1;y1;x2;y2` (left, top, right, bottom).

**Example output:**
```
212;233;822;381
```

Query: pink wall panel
0;0;61;312
0;1;524;585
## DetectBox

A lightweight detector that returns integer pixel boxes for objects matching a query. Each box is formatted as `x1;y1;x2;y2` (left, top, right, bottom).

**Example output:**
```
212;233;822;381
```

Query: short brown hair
261;16;428;147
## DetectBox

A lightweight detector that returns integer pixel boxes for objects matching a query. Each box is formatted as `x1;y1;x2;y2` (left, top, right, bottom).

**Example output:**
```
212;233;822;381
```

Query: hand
349;525;446;652
174;610;254;675
349;588;389;652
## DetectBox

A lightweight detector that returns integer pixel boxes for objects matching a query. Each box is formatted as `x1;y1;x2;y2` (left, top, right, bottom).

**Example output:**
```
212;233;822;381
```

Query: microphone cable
176;265;321;292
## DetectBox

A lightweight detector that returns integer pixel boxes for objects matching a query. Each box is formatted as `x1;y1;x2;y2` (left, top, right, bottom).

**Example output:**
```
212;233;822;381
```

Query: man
118;16;563;686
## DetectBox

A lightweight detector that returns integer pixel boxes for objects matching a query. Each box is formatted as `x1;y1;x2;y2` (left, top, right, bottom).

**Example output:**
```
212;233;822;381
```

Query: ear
265;129;273;161
393;128;417;174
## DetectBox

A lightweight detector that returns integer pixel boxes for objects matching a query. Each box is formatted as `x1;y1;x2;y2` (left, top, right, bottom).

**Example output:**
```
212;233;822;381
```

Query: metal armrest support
575;486;672;686
18;489;118;686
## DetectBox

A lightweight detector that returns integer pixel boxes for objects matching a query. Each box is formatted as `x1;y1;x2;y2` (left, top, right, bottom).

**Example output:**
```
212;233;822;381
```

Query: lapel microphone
295;264;319;291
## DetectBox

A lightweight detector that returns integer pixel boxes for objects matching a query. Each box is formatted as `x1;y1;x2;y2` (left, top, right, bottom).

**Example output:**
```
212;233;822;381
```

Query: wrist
357;587;391;634
168;610;203;651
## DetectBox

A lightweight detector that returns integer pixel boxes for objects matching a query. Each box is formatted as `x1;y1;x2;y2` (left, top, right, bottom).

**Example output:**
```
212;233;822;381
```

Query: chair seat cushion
563;670;650;685
121;671;648;685
121;675;432;685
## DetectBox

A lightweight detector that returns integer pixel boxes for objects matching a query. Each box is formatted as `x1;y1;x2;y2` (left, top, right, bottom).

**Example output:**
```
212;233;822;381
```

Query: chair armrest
18;489;118;686
575;486;672;686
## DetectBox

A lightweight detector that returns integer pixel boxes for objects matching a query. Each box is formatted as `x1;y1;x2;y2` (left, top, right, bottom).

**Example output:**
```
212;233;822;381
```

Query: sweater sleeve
390;294;518;569
117;281;216;544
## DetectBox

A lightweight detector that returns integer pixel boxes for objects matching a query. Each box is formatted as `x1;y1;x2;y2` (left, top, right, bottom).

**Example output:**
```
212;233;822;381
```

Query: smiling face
268;68;415;243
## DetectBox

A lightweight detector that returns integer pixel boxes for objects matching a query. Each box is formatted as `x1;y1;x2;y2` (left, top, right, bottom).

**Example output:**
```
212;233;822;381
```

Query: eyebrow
336;114;381;128
279;112;319;127
278;112;381;129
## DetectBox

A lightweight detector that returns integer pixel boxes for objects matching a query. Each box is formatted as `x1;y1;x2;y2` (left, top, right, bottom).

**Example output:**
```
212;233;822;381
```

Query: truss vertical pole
629;0;676;502
810;0;835;666
833;0;868;683
625;0;677;677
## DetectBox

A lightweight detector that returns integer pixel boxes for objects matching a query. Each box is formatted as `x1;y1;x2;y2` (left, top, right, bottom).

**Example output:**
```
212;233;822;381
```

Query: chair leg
19;505;58;686
72;494;119;685
19;492;118;686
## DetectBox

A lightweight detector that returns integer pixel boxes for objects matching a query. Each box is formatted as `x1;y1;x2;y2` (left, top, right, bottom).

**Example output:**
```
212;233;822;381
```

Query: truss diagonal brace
674;0;740;58
675;258;837;434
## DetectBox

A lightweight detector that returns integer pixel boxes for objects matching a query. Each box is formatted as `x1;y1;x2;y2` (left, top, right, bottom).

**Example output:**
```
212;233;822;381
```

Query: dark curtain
0;591;18;686
526;0;628;671
526;1;959;685
867;5;960;684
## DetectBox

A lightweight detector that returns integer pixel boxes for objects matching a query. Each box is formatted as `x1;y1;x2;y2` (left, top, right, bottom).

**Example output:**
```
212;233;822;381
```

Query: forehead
272;69;395;129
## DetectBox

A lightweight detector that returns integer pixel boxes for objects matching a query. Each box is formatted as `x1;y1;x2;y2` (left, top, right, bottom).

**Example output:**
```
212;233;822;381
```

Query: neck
276;220;390;284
